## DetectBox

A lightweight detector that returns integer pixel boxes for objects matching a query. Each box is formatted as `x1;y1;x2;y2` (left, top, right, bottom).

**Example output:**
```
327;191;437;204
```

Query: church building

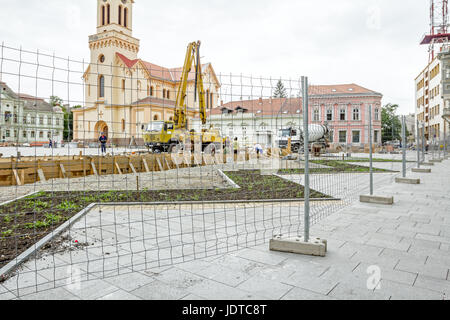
72;0;220;145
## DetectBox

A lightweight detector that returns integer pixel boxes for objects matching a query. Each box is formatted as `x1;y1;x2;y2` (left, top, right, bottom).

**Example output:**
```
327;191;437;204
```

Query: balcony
443;107;450;121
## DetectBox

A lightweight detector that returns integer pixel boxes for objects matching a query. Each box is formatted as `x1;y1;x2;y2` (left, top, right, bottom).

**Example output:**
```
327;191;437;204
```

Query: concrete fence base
395;177;421;185
360;195;394;205
412;168;432;173
270;235;327;257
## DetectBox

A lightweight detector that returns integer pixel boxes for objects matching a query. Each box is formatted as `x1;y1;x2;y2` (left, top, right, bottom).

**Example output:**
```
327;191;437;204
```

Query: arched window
101;5;105;26
107;4;110;24
167;90;170;99
163;89;166;99
154;115;159;121
124;8;128;28
118;5;122;25
122;119;126;132
99;75;105;98
150;86;154;96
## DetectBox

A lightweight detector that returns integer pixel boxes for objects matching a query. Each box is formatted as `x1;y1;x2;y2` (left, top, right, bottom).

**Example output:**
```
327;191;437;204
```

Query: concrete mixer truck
277;123;331;154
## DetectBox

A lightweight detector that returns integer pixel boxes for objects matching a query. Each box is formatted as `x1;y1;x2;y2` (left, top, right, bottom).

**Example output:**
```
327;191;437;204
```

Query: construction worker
99;132;108;154
233;137;239;161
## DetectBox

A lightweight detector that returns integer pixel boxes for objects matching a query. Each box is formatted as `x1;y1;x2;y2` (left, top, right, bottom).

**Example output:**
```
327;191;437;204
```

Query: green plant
3;215;12;224
56;200;80;211
1;229;13;237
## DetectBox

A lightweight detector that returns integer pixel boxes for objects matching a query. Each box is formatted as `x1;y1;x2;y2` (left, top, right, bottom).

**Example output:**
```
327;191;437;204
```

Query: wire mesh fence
0;43;415;298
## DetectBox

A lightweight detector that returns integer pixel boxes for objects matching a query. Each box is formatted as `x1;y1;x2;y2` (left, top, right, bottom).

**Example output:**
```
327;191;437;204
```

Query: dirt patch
0;170;331;269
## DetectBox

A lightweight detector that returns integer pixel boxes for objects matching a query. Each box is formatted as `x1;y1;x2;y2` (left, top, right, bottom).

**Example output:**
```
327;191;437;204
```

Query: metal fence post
417;119;421;168
422;122;426;162
302;76;310;243
369;104;373;196
402;115;406;178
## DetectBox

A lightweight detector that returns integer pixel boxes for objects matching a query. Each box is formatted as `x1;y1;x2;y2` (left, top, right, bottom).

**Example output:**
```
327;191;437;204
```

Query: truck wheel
168;143;178;153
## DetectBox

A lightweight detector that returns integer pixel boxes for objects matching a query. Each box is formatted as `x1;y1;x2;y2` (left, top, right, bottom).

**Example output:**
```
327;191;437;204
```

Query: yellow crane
143;41;223;153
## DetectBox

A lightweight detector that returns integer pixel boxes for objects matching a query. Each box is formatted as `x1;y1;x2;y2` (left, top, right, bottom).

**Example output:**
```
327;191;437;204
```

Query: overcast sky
0;0;431;115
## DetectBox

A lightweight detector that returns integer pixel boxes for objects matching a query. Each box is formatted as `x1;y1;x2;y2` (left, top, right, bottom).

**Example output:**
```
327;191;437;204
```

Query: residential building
0;81;64;144
72;0;220;145
193;84;383;149
415;54;449;143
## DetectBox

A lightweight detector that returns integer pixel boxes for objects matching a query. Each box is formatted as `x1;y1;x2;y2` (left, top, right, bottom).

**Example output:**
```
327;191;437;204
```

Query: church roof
116;52;212;84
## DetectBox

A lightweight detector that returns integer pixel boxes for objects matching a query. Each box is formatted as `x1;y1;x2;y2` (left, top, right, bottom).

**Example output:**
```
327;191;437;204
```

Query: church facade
72;0;220;145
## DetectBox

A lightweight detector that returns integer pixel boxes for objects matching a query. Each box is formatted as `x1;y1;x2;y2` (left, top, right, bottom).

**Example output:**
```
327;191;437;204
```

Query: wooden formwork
0;153;193;187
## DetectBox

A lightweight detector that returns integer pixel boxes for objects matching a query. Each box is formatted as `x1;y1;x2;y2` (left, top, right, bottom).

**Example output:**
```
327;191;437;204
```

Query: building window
163;89;166;98
124;8;128;28
122;119;126;132
326;109;333;121
118;5;122;25
39;116;44;125
5;130;10;138
329;130;334;143
23;131;27;138
153;115;159;121
47;131;51;139
107;4;110;24
56;118;60;126
47;116;52;125
13;114;18;124
210;92;213;109
313;109;320;121
374;130;379;143
339;131;347;143
31;131;35;138
39;131;44;138
150;86;154;97
4;111;11;122
352;108;360;121
374;108;379;121
122;79;126;91
101;5;105;26
352;130;360;143
99;75;105;98
167;90;170;99
340;108;346;121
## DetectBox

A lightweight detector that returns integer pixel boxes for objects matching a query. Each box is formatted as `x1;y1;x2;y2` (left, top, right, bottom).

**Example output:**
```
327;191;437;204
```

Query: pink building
308;84;383;147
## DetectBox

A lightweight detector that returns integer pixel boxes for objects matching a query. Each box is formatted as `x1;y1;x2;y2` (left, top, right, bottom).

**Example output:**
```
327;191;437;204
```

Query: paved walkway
1;156;450;300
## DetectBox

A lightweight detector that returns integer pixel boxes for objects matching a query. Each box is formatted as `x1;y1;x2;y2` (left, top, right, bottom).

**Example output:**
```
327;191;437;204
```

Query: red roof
116;52;209;83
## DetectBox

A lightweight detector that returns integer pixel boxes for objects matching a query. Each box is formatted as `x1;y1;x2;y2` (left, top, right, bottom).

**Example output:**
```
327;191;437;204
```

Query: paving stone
328;282;391;300
413;275;450;295
103;271;155;292
64;278;118;300
395;260;448;280
379;279;444;300
236;276;293;300
20;287;80;300
131;280;189;300
281;287;335;300
97;289;142;300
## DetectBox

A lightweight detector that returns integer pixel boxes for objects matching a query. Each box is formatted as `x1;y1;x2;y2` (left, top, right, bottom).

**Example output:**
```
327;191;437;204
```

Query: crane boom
173;41;207;129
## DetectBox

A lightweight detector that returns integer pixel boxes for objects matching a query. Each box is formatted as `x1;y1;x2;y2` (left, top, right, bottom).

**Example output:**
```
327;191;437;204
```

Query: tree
49;96;78;142
273;80;288;98
50;96;63;107
381;103;402;143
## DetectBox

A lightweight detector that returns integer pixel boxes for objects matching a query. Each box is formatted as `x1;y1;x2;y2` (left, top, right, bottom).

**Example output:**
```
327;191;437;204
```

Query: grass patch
279;160;398;174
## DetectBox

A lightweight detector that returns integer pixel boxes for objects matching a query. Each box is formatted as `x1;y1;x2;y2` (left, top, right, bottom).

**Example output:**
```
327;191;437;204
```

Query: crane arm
173;41;207;129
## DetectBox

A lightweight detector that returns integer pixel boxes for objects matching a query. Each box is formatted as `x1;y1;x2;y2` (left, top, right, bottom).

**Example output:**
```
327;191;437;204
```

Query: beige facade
73;0;220;145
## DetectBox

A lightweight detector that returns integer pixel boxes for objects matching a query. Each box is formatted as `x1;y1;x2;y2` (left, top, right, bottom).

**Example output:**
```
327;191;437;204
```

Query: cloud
0;0;432;115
